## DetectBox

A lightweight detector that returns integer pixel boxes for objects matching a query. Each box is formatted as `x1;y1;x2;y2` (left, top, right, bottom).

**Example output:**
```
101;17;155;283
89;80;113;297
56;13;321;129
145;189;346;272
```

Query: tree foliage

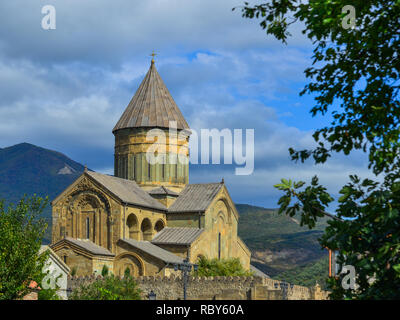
38;287;61;300
69;274;142;300
193;256;254;277
101;264;109;277
0;196;49;300
237;1;400;299
277;256;329;289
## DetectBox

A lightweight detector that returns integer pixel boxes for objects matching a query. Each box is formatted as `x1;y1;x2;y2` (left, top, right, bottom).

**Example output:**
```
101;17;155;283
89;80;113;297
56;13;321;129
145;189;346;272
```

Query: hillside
0;143;85;242
236;204;329;278
0;143;85;207
276;255;329;289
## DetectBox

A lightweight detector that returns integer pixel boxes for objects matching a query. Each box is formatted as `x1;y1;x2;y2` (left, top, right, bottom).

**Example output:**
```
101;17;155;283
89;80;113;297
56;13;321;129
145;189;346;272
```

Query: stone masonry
67;275;329;300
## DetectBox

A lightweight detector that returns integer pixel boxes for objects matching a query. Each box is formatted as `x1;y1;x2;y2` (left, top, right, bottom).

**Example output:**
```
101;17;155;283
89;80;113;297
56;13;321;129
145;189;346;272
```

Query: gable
52;171;167;211
86;171;166;210
52;173;87;206
209;184;240;221
51;237;114;258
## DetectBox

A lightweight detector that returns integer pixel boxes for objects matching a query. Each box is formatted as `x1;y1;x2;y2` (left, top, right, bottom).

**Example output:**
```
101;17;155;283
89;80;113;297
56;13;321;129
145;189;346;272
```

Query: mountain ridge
0;142;85;217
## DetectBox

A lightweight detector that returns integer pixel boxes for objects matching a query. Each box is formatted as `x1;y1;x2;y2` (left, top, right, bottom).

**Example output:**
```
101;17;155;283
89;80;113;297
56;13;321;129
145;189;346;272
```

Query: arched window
148;162;151;180
60;226;65;238
126;214;139;240
154;220;165;233
218;232;221;260
118;156;122;178
141;218;153;241
86;217;90;239
132;156;136;180
121;156;125;179
124;155;128;179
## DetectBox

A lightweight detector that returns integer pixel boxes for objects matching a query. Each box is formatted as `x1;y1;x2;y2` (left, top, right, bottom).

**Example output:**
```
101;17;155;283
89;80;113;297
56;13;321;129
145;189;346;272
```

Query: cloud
0;1;374;210
0;0;310;65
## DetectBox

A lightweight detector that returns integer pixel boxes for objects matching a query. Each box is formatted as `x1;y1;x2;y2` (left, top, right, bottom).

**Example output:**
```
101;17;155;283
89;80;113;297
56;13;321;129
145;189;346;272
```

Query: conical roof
113;61;189;132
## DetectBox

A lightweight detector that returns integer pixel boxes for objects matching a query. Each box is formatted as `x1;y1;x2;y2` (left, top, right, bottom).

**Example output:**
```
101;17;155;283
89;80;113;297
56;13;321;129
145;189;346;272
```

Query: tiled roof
149;186;179;196
52;237;115;257
113;61;189;132
119;239;184;264
151;227;204;245
168;183;223;213
86;171;166;211
79;172;224;213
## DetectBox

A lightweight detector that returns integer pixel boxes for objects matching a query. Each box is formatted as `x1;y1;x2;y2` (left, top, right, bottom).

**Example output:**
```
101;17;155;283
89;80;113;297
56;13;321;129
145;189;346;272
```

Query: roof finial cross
150;50;157;64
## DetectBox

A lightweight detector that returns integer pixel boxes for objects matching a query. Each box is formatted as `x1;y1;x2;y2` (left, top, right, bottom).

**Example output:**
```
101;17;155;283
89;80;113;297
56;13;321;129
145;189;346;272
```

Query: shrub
101;265;109;277
69;274;141;300
193;257;254;277
38;287;60;300
70;267;77;276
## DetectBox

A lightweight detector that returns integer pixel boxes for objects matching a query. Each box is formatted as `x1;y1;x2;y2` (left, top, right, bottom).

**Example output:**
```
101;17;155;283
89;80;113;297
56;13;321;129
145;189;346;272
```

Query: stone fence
67;275;329;300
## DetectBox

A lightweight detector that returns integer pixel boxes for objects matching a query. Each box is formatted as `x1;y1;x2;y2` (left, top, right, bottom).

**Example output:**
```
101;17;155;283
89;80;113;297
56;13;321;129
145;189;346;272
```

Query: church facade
50;58;251;277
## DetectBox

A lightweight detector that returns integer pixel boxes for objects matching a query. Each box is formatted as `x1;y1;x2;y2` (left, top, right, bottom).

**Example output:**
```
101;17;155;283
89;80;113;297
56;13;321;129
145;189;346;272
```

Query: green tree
0;196;49;300
193;256;254;277
237;1;400;299
69;274;142;300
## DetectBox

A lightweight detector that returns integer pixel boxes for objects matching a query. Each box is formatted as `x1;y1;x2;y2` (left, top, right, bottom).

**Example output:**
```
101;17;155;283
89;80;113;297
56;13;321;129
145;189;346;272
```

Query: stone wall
67;275;329;300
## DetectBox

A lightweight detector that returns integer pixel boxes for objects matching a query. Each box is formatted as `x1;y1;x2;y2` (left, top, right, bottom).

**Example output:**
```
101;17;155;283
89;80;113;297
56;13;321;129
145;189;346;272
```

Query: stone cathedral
50;58;251;277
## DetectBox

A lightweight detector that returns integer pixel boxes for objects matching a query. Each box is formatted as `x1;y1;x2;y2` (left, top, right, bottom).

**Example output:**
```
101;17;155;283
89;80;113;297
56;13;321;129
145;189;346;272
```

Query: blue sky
0;0;374;209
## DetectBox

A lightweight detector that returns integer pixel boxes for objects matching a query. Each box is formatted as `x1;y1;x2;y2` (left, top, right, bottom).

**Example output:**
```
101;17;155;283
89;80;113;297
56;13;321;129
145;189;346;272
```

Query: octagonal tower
113;59;190;192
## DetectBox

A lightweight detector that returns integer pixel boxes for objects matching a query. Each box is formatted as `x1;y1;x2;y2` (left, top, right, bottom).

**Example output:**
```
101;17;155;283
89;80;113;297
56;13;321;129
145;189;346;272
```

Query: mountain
0;143;329;285
236;204;330;280
0;143;85;242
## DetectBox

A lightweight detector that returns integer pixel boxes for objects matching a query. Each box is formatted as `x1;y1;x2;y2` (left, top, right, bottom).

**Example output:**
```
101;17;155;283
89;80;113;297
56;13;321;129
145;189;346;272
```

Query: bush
70;267;77;276
38;288;60;300
69;274;141;300
0;196;48;300
193;257;254;277
101;265;109;277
